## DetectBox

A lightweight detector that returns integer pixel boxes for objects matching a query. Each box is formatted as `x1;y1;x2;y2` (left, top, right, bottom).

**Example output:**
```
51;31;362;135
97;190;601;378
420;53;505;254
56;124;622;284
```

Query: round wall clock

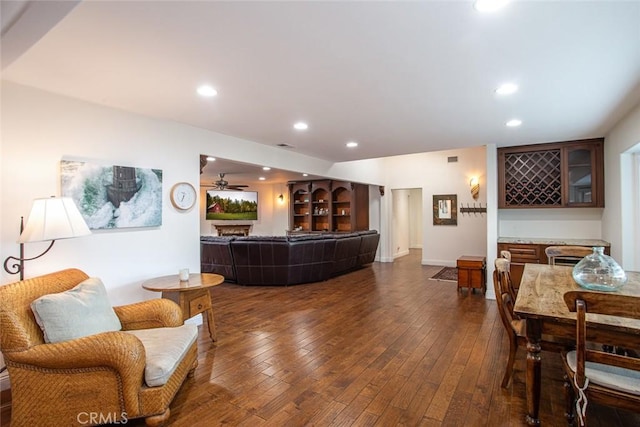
170;182;197;211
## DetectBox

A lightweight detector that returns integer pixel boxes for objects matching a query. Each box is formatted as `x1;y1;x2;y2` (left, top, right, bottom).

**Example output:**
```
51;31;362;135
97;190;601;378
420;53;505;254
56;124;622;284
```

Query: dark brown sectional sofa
201;230;380;285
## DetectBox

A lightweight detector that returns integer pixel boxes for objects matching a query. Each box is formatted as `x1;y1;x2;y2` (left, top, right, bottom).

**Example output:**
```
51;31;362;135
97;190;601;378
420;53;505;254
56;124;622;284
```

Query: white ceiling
2;1;640;184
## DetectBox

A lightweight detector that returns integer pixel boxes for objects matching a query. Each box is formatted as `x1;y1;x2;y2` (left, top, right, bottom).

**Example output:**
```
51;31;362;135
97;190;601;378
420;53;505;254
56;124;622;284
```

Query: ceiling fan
201;173;249;191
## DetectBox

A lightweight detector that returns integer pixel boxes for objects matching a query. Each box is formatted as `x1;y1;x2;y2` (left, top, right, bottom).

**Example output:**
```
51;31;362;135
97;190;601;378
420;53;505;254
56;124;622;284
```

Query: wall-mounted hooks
460;202;487;215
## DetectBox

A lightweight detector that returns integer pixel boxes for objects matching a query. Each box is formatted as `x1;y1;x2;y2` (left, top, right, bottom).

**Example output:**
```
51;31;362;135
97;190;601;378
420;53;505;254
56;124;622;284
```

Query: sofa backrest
200;236;237;281
358;232;381;266
287;238;336;284
331;234;362;275
200;231;380;286
230;238;291;285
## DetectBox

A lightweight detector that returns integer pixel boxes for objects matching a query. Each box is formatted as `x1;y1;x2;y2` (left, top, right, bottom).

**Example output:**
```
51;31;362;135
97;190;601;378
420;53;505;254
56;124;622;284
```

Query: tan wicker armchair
0;269;198;427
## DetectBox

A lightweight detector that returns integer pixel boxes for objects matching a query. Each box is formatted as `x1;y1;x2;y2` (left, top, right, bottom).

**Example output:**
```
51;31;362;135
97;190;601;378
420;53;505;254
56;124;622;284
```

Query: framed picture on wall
433;194;457;225
61;160;163;230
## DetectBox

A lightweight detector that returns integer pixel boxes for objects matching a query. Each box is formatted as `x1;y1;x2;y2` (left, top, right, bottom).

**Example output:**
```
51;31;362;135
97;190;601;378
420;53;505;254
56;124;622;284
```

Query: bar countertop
498;237;611;247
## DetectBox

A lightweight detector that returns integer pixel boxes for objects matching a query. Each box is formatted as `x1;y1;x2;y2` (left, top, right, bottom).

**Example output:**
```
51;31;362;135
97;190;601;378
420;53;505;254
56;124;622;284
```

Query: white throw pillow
31;277;122;343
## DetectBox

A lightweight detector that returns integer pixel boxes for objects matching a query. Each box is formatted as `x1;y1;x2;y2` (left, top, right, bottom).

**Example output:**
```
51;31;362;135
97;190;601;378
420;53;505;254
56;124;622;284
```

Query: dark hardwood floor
2;250;638;426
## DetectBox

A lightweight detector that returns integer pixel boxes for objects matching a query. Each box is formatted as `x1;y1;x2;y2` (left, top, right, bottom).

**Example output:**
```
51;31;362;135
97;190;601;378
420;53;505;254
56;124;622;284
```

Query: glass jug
572;246;627;291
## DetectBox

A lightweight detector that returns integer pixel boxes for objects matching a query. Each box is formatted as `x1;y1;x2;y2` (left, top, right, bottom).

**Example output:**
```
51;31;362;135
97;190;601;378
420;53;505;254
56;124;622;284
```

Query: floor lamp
3;197;91;280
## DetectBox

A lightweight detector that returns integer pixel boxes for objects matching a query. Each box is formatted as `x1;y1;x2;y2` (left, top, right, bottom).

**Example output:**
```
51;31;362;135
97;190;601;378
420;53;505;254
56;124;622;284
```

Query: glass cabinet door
566;146;595;205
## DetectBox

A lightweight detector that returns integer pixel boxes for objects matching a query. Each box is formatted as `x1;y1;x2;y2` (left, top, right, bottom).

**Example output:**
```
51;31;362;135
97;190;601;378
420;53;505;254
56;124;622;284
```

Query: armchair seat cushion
125;324;198;387
566;350;640;395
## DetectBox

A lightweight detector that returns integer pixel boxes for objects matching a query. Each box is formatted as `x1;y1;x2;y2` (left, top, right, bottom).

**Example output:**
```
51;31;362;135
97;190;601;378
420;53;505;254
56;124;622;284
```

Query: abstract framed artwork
61;160;163;230
433;194;457;226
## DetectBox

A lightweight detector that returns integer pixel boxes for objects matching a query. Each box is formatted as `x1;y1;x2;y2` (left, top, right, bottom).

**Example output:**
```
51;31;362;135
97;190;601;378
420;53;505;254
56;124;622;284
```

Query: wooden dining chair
493;257;573;388
545;245;592;266
561;291;640;426
493;257;523;387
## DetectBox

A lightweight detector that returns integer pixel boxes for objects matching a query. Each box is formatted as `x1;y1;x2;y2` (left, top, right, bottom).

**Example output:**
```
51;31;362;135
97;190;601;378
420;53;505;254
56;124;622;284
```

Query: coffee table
142;273;224;342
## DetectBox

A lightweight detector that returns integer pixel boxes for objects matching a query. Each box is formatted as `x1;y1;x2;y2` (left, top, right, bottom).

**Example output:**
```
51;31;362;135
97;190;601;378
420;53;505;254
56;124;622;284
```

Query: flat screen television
205;190;258;220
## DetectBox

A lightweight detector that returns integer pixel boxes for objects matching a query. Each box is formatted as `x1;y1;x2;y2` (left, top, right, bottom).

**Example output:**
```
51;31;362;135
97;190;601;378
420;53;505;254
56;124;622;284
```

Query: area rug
429;267;458;282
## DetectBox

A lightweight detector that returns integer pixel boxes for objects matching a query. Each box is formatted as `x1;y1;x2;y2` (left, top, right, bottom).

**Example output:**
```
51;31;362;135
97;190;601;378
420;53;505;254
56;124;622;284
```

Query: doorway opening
391;188;423;261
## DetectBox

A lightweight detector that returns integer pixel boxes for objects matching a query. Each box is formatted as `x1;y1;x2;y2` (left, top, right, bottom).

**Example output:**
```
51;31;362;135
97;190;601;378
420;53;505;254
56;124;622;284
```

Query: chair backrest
0;269;89;351
563;291;640;387
493;257;520;332
545;245;592;266
495;257;517;304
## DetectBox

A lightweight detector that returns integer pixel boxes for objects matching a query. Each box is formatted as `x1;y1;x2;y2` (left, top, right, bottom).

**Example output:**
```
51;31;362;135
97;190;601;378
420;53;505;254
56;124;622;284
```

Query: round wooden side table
142;273;224;342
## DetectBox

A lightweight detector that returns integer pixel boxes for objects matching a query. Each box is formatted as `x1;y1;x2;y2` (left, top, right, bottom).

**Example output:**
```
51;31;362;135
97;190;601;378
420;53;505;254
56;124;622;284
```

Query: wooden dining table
513;263;640;426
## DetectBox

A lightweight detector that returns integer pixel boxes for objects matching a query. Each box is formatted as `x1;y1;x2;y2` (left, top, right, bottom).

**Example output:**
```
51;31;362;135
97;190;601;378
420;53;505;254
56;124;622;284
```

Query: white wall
0;82;375;299
390;188;422;259
2;82;636;389
602;102;640;269
485;144;498;300
12;80;628;299
635;152;640;270
499;208;603;239
391;189;411;258
376;147;488;266
368;185;383;261
409;188;423;249
2;83;197;304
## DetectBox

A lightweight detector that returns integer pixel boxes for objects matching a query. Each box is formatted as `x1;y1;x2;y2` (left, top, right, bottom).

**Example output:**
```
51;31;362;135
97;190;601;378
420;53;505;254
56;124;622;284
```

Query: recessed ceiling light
506;119;522;127
302;173;309;177
346;141;358;148
293;122;308;131
206;156;216;162
496;83;518;95
196;85;218;97
262;166;271;171
259;177;266;181
474;0;510;13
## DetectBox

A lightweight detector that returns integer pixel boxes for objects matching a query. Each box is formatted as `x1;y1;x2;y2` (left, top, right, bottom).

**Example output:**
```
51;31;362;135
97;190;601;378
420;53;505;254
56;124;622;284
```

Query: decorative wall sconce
3;197;91;280
278;194;284;204
469;177;480;200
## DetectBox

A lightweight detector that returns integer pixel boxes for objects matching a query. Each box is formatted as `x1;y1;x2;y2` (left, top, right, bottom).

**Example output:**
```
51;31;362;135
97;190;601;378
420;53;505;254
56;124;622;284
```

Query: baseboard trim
422;259;456;267
393;250;410;259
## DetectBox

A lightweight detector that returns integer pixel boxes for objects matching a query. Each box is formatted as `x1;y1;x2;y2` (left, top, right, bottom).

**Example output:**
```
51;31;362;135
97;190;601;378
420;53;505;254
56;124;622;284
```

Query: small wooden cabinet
498;138;604;208
457;256;486;294
289;180;369;233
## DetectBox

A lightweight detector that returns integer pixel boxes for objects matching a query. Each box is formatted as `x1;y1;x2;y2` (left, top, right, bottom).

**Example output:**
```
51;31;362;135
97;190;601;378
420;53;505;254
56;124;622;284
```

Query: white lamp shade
18;197;91;243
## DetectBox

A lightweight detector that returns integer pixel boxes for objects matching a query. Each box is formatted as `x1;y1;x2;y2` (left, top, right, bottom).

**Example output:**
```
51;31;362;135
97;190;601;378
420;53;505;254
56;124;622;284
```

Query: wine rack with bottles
498;138;603;208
